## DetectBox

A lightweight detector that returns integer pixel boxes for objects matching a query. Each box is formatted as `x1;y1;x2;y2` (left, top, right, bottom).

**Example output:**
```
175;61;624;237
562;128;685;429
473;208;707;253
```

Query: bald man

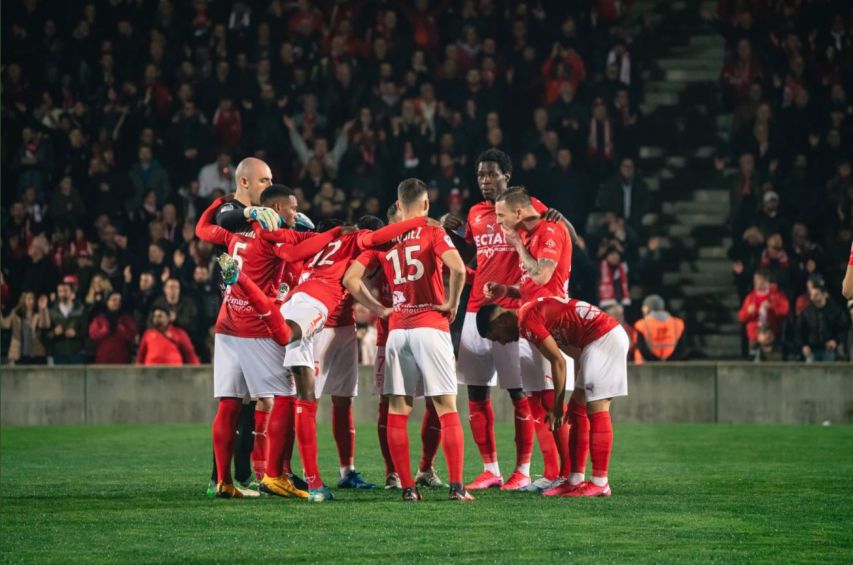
214;157;278;232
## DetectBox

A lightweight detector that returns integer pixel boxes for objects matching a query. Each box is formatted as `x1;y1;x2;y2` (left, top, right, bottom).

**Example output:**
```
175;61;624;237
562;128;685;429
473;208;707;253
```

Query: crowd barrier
2;363;851;425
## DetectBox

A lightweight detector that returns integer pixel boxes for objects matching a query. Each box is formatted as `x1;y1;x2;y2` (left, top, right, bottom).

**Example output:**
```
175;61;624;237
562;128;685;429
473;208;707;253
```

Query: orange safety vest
633;315;685;363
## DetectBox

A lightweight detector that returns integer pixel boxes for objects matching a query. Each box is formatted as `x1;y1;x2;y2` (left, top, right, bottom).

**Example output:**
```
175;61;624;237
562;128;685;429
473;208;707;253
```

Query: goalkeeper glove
243;206;280;231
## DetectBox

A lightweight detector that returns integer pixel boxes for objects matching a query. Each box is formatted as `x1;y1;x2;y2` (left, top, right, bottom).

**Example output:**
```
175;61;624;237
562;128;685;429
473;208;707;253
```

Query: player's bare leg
563;390;613;498
430;394;474;502
386;395;422;501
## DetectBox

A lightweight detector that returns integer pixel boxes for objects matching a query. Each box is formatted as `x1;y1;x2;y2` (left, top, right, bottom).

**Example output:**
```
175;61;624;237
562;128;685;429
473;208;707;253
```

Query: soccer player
195;186;342;499
476;296;630;497
343;178;472;502
483;186;575;493
242;206;438;501
347;204;445;490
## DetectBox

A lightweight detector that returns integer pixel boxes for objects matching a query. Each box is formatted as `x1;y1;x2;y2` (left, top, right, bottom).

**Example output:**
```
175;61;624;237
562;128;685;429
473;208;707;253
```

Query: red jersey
464;197;548;312
519;297;618;353
518;219;572;304
291;216;431;321
276;260;305;305
136;325;200;365
361;255;393;346
357;225;457;332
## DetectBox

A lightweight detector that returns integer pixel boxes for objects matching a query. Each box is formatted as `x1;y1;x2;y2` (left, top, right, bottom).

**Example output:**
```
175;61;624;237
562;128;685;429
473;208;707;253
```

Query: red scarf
588;117;614;160
599;260;630;306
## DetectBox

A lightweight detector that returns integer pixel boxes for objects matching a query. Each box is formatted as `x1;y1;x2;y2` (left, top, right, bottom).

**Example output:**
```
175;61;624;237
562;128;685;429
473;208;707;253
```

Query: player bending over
344;178;472;502
477;297;630;497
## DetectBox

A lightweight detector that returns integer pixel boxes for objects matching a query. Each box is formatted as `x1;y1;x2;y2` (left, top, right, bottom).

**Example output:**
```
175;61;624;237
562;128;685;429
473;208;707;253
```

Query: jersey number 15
386;245;424;284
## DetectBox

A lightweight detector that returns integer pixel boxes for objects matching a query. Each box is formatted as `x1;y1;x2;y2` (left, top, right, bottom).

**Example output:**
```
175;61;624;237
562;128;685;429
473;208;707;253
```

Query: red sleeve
432;227;456;257
355;249;381;270
88;316;109;341
136;331;149;364
771;292;790;317
357;216;427;249
530;197;548;215
463;215;474;244
737;295;753;323
175;328;200;365
533;224;565;263
120;317;138;343
518;303;550;346
195;198;232;246
275;227;342;262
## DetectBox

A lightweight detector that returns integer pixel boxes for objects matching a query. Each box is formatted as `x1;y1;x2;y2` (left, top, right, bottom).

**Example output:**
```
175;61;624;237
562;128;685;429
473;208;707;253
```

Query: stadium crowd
705;1;853;361
0;0;850;364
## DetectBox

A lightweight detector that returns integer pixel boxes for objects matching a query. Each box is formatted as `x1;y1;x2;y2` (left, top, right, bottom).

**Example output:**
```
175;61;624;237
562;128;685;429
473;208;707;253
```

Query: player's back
217;228;285;337
294;230;365;313
378;225;455;332
520;297;617;351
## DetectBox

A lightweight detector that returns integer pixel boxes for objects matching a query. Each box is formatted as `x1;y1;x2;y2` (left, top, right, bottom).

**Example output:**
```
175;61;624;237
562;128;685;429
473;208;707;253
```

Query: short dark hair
315;218;343;232
386;203;398;220
260;184;295;206
397;178;427;205
754;269;770;281
357;215;384;231
495;186;531;208
475;304;499;338
475;148;512;176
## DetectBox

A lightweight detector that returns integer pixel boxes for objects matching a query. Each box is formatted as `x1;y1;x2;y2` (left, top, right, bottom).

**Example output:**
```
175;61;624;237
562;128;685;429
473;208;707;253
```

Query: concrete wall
2;363;852;425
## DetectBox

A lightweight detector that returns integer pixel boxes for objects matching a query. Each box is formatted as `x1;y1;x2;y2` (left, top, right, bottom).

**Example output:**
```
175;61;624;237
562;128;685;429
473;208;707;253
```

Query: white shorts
280;292;328;369
456;312;522;389
213;334;294;398
384;328;457;398
373;346;386;396
519;338;575;393
577;326;629;402
313;325;358;398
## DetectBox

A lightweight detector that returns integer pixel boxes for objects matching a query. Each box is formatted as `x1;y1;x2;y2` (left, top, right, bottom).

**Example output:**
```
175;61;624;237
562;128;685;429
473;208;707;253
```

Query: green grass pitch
1;422;852;563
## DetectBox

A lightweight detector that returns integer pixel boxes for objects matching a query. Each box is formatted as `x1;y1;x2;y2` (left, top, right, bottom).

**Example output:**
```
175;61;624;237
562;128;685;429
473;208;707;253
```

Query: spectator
5;292;50;365
47;280;87;364
598;243;631;308
128;145;172;210
754;191;788;239
136;306;199;365
47;176;86;230
125;269;160;331
758;233;791;292
152;278;198;335
728;152;761;225
88;292;138;364
738;270;790;359
212;97;243;152
797;281;849;363
597;157;652;235
20;235;59;299
189;265;219;363
633;295;686;363
197;152;235;199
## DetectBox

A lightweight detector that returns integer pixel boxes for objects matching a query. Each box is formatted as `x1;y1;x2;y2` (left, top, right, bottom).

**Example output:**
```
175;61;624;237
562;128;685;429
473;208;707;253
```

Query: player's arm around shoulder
343;254;392;318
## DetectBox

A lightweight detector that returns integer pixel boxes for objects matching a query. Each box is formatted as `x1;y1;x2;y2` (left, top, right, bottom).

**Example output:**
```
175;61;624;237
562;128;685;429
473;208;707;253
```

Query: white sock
340;465;355;479
569;472;585;485
484;462;501;476
516;463;531;476
591;475;608;487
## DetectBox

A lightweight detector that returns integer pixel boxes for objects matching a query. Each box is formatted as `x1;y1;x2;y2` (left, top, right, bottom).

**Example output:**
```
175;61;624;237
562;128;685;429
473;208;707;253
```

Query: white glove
243;206;280;231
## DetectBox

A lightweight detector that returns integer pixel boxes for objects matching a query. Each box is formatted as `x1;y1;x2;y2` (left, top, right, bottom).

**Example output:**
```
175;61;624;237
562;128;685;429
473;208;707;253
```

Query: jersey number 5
232;242;247;270
386;245;424;284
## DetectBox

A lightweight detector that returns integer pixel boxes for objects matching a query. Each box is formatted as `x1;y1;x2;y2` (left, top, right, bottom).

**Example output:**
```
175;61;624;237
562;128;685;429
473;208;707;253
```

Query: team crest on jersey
474;214;483;224
545;239;557;248
575;301;601;320
392;291;407;306
276;283;290;301
443;234;456;248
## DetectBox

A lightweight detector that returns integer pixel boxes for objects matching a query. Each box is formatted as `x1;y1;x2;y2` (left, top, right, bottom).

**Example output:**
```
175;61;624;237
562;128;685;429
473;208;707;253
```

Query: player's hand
378;307;393;319
501;226;522;247
433;301;459;323
483;282;507;301
545;405;564;432
424;217;443;229
441;213;464;232
542;208;565;223
244;206;280;231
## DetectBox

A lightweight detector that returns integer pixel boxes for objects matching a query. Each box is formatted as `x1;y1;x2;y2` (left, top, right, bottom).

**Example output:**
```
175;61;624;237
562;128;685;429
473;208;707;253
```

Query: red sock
265;396;295;478
540;390;571;477
468;399;497;465
569;399;590;475
512;396;534;470
378;398;394;475
529;391;559;479
387;413;413;488
235;276;291;345
282;396;296;475
332;401;355;471
295;399;323;489
419;401;442;472
251;407;270;480
212;398;242;484
589;411;613;479
440;412;465;485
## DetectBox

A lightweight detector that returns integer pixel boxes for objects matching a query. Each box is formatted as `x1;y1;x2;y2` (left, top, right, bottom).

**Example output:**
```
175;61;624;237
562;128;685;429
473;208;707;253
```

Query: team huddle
196;149;629;502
